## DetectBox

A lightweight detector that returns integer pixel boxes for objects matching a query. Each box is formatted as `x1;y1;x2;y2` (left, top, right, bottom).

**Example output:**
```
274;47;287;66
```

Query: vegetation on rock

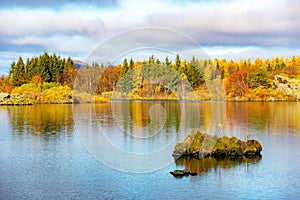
173;130;262;159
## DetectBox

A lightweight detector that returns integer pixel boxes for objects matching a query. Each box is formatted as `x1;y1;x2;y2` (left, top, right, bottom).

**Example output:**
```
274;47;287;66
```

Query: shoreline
1;97;299;106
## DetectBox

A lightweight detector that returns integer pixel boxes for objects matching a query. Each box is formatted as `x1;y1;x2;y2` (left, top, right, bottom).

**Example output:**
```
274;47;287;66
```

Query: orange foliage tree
0;75;11;93
97;66;121;94
30;75;43;84
225;69;250;97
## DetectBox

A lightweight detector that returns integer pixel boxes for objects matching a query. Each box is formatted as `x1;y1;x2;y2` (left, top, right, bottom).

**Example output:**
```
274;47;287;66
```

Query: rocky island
173;130;262;159
170;130;262;177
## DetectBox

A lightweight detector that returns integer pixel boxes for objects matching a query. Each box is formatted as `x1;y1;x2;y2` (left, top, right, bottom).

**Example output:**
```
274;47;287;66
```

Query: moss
173;130;262;159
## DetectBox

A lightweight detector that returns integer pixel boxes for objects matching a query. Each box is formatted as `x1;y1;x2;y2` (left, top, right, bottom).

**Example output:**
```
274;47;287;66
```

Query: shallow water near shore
1;102;300;199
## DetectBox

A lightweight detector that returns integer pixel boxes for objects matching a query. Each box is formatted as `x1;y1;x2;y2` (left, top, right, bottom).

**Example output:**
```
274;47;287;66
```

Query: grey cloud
1;0;300;69
86;28;209;65
143;1;300;47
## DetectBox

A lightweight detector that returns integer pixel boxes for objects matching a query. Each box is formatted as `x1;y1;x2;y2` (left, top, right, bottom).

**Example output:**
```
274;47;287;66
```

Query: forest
0;52;300;104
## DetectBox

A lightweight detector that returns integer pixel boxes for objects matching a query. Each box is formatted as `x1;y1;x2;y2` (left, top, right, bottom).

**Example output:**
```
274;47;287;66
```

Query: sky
1;0;300;74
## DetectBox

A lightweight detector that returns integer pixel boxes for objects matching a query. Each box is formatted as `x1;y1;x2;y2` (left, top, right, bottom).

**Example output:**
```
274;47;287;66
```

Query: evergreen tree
186;56;203;88
38;52;52;82
155;58;161;65
179;60;187;75
120;58;128;77
174;54;181;71
249;68;270;89
119;58;134;94
11;57;26;86
129;58;134;70
50;53;64;83
165;56;171;66
148;55;155;64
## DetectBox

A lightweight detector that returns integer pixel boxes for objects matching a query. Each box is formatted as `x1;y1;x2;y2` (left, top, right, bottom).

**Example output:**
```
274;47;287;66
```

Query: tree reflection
175;156;262;176
8;104;74;137
225;102;300;137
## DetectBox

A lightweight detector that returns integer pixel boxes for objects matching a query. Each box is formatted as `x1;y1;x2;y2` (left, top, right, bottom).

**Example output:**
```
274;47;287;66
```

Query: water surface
1;102;300;199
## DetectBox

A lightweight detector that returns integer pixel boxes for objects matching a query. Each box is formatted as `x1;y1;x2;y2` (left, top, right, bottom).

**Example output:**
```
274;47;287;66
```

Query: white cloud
0;8;106;36
10;35;98;53
205;46;300;61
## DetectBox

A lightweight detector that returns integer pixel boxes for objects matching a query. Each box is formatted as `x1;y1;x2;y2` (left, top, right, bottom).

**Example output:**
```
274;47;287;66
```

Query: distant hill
73;60;87;69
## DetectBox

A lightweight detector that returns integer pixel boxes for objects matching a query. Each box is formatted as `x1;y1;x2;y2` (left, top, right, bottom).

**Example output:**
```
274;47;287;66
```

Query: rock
243;140;262;158
183;169;190;175
173;131;262;159
189;172;197;176
273;75;300;100
170;170;185;178
228;146;243;157
170;169;197;177
0;93;10;101
0;93;33;105
212;148;227;158
246;140;262;152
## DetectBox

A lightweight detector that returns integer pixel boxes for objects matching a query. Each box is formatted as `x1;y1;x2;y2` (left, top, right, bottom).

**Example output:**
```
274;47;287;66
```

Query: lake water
1;102;300;199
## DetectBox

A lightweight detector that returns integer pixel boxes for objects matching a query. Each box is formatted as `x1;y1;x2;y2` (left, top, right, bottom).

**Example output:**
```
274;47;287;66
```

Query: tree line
1;52;300;100
9;52;77;88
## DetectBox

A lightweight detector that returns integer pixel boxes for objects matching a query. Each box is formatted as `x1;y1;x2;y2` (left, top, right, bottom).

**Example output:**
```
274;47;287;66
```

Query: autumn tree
31;75;43;84
225;69;250;97
0;75;11;93
97;66;121;94
62;57;77;88
284;56;299;76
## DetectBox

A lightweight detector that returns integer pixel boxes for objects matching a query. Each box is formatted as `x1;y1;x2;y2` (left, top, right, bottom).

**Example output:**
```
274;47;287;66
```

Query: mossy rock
243;139;262;157
173;143;187;155
246;140;262;152
212;147;227;158
228;145;243;157
173;130;262;159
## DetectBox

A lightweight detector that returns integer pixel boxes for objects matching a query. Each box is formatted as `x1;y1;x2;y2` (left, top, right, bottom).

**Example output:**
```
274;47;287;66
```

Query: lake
1;102;300;199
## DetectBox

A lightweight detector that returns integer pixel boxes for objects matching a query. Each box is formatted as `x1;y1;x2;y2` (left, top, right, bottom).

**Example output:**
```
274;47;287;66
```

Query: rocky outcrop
0;93;33;105
173;131;262;159
0;93;10;101
273;75;300;100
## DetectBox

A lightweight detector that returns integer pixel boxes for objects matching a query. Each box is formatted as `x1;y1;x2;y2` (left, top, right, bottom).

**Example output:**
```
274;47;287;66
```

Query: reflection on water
224;102;300;138
1;102;300;199
7;104;74;136
175;156;262;176
5;102;300;139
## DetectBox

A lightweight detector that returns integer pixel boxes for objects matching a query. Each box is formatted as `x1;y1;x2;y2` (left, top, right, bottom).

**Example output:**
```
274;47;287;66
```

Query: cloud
144;0;300;47
1;0;299;46
0;0;300;70
205;46;300;61
0;0;117;8
0;8;106;36
10;35;98;53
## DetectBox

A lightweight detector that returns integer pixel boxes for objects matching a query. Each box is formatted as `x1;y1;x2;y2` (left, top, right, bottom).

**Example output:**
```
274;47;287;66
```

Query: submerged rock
173;131;262;159
169;169;197;178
